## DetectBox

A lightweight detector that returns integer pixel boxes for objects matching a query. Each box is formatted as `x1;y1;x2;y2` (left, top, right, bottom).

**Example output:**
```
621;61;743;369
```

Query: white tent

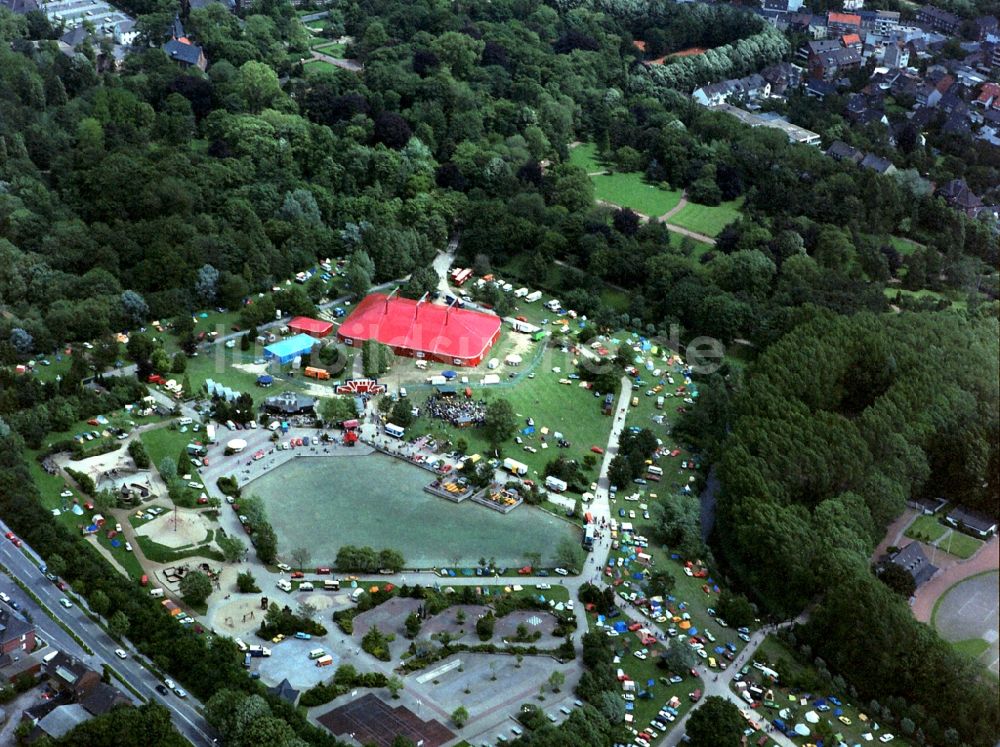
504;353;522;366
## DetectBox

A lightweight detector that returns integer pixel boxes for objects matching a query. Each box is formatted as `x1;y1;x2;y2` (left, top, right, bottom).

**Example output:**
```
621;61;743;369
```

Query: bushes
65;467;95;496
300;667;389;708
361;626;395;661
258;602;328;639
335;545;405;573
128;440;150;468
216;475;240;498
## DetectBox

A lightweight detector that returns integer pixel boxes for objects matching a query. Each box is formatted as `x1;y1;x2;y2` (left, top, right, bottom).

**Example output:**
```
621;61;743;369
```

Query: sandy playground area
135;507;212;549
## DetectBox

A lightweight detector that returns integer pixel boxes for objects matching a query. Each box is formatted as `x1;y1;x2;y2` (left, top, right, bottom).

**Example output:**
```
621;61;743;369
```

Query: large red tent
288;316;334;338
337;293;502;367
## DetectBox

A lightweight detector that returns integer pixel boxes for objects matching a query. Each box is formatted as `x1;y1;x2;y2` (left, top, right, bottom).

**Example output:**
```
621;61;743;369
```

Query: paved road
0;522;216;746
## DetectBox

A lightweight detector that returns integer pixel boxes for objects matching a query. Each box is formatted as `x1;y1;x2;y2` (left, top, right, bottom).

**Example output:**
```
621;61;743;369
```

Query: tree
158;456;177;483
195;264;219;305
599;690;626;722
717;589;755;628
47;554;66;577
362;339;393;377
390;399;414;427
290;546;311;571
121;290;149;326
373;111;412;149
476;612;495;640
686;696;744;747
404;612;422;639
90;589;110;617
236;571;259;593
548;670;565;692
482;398;516;445
647;569;675;599
659;642;696;673
9;328;33;355
387;675;404;699
877;562;916;599
218;535;246;563
109;610;130;638
238;61;281;112
179;570;213;606
345;250;373;298
451;706;469;728
318;396;356;424
554;538;584;571
253;523;278;564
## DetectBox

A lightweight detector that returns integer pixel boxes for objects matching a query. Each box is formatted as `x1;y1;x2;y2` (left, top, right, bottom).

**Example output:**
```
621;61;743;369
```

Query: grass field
312;42;346;57
404;345;615;479
904;514;947;543
889;236;922;256
952;638;991;659
936;529;983;560
569;143;682;217
667;198;743;237
303;58;343;75
135;533;222;564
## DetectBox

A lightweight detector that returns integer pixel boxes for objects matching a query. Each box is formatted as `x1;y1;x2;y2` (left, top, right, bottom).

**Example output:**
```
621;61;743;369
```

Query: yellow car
271;633;285;644
838;716;852;725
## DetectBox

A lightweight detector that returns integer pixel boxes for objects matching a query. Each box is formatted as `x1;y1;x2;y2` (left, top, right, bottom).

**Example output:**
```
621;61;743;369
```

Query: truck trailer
503;458;529;476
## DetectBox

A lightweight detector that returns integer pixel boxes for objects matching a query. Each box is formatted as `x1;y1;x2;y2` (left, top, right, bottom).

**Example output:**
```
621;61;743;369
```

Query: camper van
149;587;165;598
298;581;314;591
525;290;542;303
276;579;292;592
544;299;561;312
545;475;568;493
308;649;326;660
350;588;365;603
385;423;405;439
315;655;334;667
324;579;340;591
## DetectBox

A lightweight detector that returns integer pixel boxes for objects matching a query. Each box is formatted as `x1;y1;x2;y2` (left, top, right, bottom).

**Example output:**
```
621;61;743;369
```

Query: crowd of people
424;395;487;427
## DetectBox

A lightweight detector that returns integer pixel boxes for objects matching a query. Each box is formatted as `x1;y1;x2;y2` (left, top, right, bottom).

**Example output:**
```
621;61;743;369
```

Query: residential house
692;74;770;106
827;11;862;35
800;38;841;62
0;610;36;656
916;74;955;107
887;543;938;588
825;140;864;163
936;179;986;218
917;5;961;34
30;704;91;741
762;0;790;13
884;42;910;68
810;46;862;79
842;32;863;50
760;61;804;95
972;15;998;41
0;649;45;685
805;78;838;98
0;0;39;11
162;15;208;72
944;507;997;538
975;81;1000;108
786;12;825;37
907;37;932;61
873;10;901;35
860;152;896;174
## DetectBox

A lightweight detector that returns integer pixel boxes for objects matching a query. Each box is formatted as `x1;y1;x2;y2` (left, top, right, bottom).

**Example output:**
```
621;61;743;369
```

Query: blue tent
443;370;457;379
613;621;628;632
264;333;317;365
257;374;274;386
714;646;726;654
689;627;698;636
632;572;644;580
523;426;535;435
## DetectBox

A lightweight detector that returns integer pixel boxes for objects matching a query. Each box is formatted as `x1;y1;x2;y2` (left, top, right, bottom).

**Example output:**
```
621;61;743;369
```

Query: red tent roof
288;316;334;337
338;293;502;362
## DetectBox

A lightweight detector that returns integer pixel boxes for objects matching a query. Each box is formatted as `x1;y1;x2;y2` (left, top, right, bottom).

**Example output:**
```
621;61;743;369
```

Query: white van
42;650;60;664
350;588;364;603
177;417;193;426
308;648;326;660
149;588;164;598
298;582;314;591
276;579;292;592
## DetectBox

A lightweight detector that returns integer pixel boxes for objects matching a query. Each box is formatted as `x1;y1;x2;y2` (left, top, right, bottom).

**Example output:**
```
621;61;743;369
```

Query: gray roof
860;152;894;173
0;610;34;646
0;0;39;11
268;678;300;705
826;140;863;162
35;704;91;739
946;506;997;533
890;542;937;587
164;39;204;67
263;392;316;414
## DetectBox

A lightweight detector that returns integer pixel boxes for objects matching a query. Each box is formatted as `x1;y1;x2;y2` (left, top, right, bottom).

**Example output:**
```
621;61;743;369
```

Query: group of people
424;395;487;426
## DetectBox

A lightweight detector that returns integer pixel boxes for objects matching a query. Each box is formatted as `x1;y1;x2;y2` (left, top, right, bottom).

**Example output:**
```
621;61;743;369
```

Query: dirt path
658;190;688;221
912;535;1000;622
594;195;717;245
310;50;362;72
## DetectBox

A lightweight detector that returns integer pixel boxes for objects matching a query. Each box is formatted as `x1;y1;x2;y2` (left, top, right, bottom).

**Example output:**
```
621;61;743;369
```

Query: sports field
933;571;999;676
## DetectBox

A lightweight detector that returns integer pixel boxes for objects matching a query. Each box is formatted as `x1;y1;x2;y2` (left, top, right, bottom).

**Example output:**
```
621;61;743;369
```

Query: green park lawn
569;143;682;217
951;638;990;660
303;58;342;75
405;347;616;480
667;198;743;238
937;530;983;560
889;236;922;256
312;41;346;57
882;287;969;312
904;514;947;543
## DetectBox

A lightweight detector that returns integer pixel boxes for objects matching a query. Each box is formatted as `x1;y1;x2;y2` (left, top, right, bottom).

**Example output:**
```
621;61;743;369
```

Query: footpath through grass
569;143;682;217
667;198;743;237
904;514;947;543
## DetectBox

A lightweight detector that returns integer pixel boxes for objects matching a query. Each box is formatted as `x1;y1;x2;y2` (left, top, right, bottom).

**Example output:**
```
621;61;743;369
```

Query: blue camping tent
257;374;274;386
613;621;628;633
443;370;457;379
264;334;317;365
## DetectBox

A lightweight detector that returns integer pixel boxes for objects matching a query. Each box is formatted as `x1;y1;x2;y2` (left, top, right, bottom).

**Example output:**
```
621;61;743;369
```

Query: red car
316;567;331;575
57;581;67;591
291;571;304;579
4;532;13;540
590;446;604;454
12;538;21;547
197;496;209;505
627;622;642;632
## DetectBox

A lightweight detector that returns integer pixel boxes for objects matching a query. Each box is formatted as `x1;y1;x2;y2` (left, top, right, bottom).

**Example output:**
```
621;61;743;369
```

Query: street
0;521;216;746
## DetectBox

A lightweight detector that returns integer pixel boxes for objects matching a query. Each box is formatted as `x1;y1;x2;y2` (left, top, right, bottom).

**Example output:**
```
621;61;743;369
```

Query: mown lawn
667;198;743;237
303;58;343;75
404;347;616;480
904;514;947;543
569;143;682;217
951;638;990;659
937;530;983;560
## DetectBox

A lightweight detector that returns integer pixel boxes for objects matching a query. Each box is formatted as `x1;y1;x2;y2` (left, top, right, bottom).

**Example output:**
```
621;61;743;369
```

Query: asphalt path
0;521;216;746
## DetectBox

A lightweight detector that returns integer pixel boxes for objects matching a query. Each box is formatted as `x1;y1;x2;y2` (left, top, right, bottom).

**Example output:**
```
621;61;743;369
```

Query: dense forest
0;0;998;743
